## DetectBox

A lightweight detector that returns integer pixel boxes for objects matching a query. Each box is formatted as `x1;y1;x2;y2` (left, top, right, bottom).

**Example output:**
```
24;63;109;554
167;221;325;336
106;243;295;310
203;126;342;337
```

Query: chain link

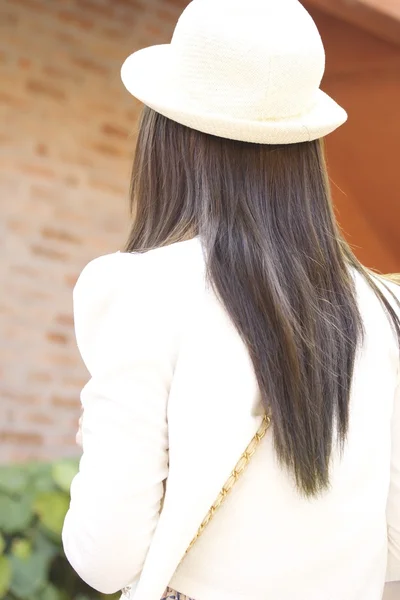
184;414;271;556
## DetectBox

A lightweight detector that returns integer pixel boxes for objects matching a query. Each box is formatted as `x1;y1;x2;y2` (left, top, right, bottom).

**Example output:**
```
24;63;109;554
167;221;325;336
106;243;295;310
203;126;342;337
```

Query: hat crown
171;0;325;121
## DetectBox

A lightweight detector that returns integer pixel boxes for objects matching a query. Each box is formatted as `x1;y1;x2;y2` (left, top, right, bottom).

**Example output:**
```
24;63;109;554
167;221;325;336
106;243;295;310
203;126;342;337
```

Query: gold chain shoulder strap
121;414;271;598
184;413;271;556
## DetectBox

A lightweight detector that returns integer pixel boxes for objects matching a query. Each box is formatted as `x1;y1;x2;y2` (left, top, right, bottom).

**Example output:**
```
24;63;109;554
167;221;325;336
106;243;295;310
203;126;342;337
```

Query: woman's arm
62;253;176;594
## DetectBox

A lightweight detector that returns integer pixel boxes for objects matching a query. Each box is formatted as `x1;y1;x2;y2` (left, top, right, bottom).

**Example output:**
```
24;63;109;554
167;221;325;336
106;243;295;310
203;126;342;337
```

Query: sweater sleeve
387;373;400;582
382;278;400;582
62;252;176;594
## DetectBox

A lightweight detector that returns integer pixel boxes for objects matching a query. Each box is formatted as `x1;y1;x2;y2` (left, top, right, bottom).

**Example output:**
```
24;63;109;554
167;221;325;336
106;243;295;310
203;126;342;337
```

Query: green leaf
26;463;53;490
24;463;50;476
9;551;50;599
0;461;95;600
0;534;5;556
0;466;28;495
33;492;69;537
0;556;11;598
0;495;34;534
31;474;55;493
33;582;62;600
33;527;60;557
11;538;32;560
51;461;77;493
24;463;54;493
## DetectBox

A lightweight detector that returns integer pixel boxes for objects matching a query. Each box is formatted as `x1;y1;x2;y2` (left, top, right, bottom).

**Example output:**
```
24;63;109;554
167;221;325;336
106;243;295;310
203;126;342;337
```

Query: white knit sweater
62;238;400;600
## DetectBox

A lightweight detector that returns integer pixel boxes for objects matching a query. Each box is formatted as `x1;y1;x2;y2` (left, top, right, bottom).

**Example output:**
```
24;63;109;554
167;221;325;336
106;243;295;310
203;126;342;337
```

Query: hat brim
121;45;347;145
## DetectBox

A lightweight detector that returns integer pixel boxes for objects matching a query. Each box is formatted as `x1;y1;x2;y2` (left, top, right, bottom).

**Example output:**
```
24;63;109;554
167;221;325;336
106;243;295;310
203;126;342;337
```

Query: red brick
76;0;116;19
0;92;28;108
72;57;109;76
156;8;176;21
91;141;126;158
28;372;53;383
0;431;43;445
30;185;58;200
18;57;32;70
145;24;163;38
41;226;81;244
55;32;78;45
111;0;144;10
31;245;68;261
8;449;46;462
20;163;55;178
58;434;80;446
101;123;130;139
47;353;78;366
163;0;187;8
65;273;79;288
42;64;82;83
102;27;122;41
52;395;79;409
63;174;80;187
85;99;115;113
89;178;126;195
27;412;53;425
26;79;66;101
19;289;50;301
9;219;31;234
126;108;140;121
62;376;87;388
36;143;48;156
57;11;94;30
2;391;40;405
59;151;94;168
0;304;14;316
1;12;18;26
46;331;69;345
53;207;83;224
56;313;74;327
9;0;46;11
13;265;39;277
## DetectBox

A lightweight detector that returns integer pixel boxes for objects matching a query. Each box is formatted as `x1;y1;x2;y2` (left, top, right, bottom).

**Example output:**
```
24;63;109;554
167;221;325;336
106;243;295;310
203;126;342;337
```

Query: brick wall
0;0;187;462
2;0;399;464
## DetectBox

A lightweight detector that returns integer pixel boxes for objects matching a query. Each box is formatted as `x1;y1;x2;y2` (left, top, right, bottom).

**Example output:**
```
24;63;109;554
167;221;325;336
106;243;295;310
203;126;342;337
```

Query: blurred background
0;0;399;598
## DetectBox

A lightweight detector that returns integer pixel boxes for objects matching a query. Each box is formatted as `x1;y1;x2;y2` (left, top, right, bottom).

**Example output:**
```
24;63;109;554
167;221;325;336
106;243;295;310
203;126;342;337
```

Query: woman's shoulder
351;266;400;299
100;238;201;270
73;238;205;318
72;240;205;369
351;268;400;345
379;273;400;294
365;270;400;307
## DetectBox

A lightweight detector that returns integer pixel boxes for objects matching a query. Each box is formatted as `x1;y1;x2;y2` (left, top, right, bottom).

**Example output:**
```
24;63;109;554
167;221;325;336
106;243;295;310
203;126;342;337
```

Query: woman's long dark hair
125;106;400;498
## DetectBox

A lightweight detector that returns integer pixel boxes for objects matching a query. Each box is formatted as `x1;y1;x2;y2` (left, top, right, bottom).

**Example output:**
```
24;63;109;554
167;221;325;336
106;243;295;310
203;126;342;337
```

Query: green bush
0;461;120;600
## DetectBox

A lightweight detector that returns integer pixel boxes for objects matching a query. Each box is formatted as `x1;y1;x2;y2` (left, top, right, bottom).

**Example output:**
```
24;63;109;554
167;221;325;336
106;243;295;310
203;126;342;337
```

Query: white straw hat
121;0;347;145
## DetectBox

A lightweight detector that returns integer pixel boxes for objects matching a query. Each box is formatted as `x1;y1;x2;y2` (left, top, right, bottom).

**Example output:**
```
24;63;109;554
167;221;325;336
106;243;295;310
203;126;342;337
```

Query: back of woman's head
126;106;400;498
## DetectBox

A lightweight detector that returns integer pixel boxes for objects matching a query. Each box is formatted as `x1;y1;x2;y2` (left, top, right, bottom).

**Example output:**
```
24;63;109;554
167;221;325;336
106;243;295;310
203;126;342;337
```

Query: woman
62;1;400;599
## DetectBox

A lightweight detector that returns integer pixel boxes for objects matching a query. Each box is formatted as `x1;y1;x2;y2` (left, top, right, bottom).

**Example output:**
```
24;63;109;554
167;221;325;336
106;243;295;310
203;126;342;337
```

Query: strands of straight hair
125;106;400;498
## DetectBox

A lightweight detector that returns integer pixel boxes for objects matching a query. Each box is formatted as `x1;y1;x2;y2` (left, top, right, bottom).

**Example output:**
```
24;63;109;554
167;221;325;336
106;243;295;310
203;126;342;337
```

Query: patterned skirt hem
161;587;194;600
